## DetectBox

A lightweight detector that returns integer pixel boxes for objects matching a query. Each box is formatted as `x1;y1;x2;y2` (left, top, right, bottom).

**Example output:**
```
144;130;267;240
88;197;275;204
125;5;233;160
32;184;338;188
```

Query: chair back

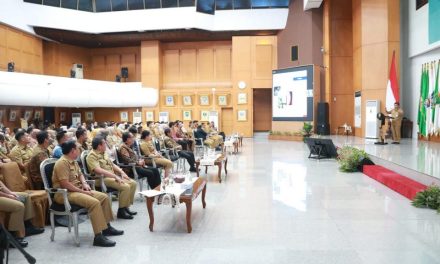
133;140;142;158
80;150;91;177
153;137;161;152
114;146;122;165
39;158;58;206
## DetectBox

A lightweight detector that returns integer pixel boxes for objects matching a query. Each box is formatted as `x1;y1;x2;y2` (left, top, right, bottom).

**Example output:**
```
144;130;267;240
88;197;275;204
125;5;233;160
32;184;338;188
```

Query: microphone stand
0;225;36;264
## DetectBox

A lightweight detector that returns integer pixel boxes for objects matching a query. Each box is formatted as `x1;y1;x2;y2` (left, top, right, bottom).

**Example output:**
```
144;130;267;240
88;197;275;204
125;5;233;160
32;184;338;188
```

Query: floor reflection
272;161;307;211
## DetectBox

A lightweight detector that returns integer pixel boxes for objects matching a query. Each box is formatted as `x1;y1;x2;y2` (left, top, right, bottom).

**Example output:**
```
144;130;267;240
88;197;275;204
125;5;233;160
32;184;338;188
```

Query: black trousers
134;166;161;189
178;151;195;169
176;140;189;150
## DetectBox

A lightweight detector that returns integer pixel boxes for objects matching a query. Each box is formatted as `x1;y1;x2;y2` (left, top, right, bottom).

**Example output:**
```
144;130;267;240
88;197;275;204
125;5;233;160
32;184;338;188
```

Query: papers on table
200;154;222;166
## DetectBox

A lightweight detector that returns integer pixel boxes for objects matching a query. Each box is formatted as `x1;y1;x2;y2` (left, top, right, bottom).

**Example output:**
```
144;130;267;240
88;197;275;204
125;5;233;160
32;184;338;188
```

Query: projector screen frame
271;65;315;122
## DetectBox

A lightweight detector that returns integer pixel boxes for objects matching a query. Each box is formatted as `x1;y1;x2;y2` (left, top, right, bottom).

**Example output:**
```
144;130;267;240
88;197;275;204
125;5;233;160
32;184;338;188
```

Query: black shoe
189;167;197;172
117;208;134;220
25;226;45;237
102;225;124;236
10;237;28;248
392;141;400;144
93;234;116;247
125;207;137;216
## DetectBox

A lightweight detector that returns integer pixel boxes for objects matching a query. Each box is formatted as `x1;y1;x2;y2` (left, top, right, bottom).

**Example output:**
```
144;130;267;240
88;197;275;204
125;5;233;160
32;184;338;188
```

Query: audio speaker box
7;62;14;72
121;67;128;78
317;123;330;135
291;46;298;61
317;102;329;124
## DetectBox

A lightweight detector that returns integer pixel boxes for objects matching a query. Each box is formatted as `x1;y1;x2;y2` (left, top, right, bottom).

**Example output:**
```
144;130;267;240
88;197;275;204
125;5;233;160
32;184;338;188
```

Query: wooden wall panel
197;49;214;81
361;43;388;90
121;53;136;81
105;54;120;81
331;20;353;57
254;45;273;80
361;0;388;45
253;89;272;131
215;49;231;81
330;94;354;132
331;57;353;95
179;49;197;82
163;50;180;83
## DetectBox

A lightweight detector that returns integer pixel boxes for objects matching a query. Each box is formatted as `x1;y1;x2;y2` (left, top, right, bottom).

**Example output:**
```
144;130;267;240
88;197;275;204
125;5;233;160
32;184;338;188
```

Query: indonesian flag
386;51;400;111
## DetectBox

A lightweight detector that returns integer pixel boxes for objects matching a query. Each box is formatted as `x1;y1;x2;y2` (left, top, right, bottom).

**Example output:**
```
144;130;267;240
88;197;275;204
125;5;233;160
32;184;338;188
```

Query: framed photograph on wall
0;109;4;122
159;112;169;123
24;110;33;121
183;110;192;121
238;93;247;104
165;95;174;106
146;111;154;122
9;110;17;122
201;110;210;121
34;110;42;120
199;95;210;106
218;95;227;106
120;111;129;122
183;95;192;106
133;112;142;123
60;112;66;122
237;110;247;121
85;111;94;121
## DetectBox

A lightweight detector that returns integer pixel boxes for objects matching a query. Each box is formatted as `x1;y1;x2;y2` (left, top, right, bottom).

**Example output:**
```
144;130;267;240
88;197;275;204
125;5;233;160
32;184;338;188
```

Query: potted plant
336;146;369;172
412;185;440;212
301;122;313;141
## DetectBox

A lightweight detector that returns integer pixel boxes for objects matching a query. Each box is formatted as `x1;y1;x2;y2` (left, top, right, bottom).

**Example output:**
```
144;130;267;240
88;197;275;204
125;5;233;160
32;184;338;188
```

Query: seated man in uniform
53;141;123;247
9;130;33;173
164;128;197;172
86;136;137;220
119;132;162;191
28;130;51;189
139;130;173;179
52;130;68;159
0;133;11;163
0;181;44;248
76;128;90;155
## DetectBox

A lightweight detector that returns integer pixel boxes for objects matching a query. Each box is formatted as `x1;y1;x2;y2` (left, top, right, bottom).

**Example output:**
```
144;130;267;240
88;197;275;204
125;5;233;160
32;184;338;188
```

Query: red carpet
363;165;427;200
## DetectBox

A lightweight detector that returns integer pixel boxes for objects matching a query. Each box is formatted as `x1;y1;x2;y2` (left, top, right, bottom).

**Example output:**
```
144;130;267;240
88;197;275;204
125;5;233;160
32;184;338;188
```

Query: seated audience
28;130;51;189
9;131;33;173
139;130;173;179
52;130;68;159
53;141;123;247
164;128;197;172
86;136;138;220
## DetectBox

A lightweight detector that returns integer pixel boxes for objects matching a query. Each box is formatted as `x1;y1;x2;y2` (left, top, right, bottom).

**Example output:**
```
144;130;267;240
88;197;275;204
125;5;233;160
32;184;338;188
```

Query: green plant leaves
336;146;369;172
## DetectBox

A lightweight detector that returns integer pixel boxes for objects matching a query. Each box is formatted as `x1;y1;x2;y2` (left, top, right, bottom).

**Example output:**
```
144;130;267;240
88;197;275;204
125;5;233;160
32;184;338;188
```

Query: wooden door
221;108;233;135
253;88;272;131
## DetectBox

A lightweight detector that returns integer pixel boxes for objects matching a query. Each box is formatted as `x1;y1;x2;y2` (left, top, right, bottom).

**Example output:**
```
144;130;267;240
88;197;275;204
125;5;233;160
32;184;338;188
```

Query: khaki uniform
86;150;136;208
77;141;90;156
9;144;33;172
0;144;9;160
164;136;181;149
139;139;173;171
28;145;50;189
0;191;34;235
389;108;404;142
52;156;113;234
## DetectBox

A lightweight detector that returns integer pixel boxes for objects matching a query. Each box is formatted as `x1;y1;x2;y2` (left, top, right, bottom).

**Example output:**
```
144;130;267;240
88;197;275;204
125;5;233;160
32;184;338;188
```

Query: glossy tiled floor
8;137;440;264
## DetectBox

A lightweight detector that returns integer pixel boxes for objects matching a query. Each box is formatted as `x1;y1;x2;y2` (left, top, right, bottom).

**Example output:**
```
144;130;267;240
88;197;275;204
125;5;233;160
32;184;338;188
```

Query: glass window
78;0;93;11
233;0;251;9
179;0;194;7
162;0;177;8
145;0;160;8
271;0;289;8
96;0;112;11
196;0;214;14
111;0;127;10
61;0;78;9
24;0;43;4
128;0;144;9
252;0;270;8
216;0;232;10
43;0;61;7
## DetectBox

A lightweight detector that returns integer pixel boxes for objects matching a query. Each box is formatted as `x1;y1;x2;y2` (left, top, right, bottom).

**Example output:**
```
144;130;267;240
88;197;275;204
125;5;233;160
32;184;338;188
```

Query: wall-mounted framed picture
0;109;4;122
199;95;210;106
183;110;192;121
238;93;247;104
237;110;247;121
133;112;142;123
120;111;129;122
34;110;42;120
60;112;66;122
24;110;33;121
182;95;192;106
200;110;210;121
146;111;154;122
218;95;228;106
165;95;174;106
9;110;17;122
159;112;169;123
85;111;94;121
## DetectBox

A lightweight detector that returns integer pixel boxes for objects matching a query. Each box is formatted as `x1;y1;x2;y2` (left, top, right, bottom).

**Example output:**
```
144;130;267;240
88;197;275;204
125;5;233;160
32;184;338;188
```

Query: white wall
402;0;440;138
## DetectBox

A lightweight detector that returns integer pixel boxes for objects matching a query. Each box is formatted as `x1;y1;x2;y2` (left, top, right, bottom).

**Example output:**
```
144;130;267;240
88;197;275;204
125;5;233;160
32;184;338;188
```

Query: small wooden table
145;178;207;233
195;155;228;183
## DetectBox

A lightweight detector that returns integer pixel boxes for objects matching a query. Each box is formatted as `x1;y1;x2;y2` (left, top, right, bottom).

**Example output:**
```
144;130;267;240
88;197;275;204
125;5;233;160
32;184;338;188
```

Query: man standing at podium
386;102;404;144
